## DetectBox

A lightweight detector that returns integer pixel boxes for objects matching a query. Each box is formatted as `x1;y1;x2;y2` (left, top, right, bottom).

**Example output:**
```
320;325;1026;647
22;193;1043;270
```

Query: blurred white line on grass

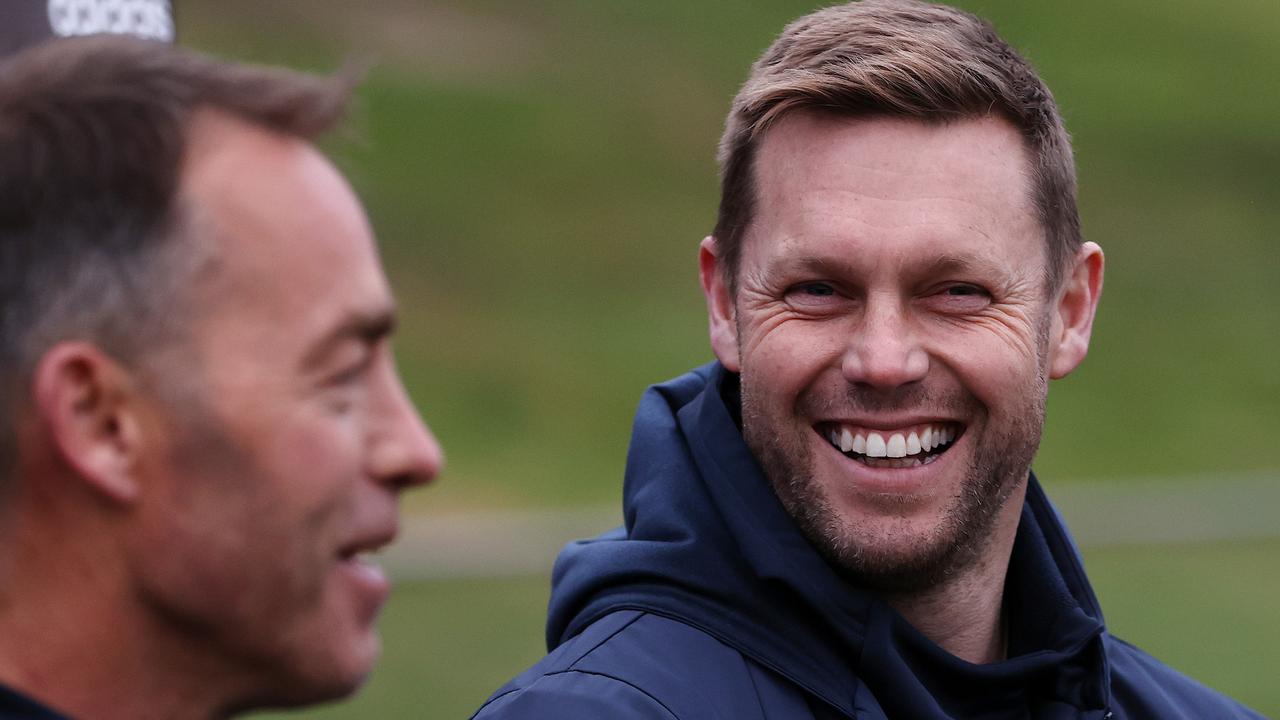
384;472;1280;581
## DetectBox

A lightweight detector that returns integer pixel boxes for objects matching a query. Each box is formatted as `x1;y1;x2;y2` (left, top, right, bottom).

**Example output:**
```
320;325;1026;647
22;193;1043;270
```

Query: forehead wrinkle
756;165;1032;251
760;204;1014;263
790;195;1010;244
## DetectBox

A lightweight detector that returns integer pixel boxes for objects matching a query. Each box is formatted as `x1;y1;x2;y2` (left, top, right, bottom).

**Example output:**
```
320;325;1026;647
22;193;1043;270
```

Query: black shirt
0;685;67;720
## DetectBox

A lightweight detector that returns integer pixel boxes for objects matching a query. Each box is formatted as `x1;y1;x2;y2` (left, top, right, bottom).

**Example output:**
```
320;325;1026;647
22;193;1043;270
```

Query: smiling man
0;37;441;719
474;2;1261;719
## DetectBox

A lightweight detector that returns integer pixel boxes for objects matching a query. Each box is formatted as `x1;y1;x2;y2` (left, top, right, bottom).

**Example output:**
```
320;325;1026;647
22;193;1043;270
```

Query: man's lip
814;415;962;431
337;524;399;560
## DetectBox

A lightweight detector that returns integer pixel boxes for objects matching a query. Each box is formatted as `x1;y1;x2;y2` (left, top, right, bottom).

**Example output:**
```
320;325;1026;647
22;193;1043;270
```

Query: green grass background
173;1;1279;717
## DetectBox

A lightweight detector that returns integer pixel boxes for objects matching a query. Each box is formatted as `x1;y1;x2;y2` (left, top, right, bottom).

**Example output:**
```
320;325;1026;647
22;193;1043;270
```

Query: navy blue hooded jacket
473;363;1263;719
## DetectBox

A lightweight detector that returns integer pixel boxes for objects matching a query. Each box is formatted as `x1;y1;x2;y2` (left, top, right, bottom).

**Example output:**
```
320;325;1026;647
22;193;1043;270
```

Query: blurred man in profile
473;1;1262;718
0;35;442;719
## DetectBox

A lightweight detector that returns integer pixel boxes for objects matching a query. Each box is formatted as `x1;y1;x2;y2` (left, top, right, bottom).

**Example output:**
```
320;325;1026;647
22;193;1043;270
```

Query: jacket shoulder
473;610;794;720
1105;635;1265;719
471;667;677;720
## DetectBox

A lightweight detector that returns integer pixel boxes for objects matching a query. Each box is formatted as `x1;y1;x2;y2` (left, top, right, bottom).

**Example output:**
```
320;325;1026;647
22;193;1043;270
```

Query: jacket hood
548;363;1112;718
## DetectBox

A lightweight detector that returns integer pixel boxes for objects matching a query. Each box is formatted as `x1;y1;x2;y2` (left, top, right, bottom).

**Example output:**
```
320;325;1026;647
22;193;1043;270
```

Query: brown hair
713;0;1079;293
0;35;358;477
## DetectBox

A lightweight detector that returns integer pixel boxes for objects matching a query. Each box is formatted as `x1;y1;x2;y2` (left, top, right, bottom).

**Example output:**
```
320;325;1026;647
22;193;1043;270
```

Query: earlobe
1048;242;1105;379
33;343;145;504
699;236;741;372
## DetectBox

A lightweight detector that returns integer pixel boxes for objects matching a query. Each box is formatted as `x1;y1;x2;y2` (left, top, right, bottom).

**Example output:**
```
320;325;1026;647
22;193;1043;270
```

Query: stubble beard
133;379;356;708
740;370;1047;595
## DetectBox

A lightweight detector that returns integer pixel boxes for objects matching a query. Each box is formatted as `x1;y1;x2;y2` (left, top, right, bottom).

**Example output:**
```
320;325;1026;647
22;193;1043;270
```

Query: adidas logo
47;0;174;42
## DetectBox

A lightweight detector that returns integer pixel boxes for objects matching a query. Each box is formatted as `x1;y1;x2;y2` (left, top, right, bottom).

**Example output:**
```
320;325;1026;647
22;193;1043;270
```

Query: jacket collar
551;362;1111;717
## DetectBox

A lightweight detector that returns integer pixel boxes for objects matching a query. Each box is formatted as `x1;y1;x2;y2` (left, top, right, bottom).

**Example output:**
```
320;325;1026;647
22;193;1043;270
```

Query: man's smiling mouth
815;421;963;469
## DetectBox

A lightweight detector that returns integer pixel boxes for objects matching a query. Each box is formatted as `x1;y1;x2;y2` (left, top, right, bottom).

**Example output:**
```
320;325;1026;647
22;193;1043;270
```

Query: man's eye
924;283;992;313
329;354;374;387
325;362;372;414
784;282;847;314
945;284;986;297
795;282;835;297
332;366;364;385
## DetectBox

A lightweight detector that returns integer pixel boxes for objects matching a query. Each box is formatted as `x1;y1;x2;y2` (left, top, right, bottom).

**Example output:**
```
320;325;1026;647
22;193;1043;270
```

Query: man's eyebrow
788;255;862;277
919;253;988;276
301;306;397;369
784;251;1004;280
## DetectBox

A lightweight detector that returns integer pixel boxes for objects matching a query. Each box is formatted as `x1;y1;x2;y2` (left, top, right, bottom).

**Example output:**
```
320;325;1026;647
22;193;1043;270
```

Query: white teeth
826;423;958;459
347;551;377;565
865;433;887;457
886;433;907;458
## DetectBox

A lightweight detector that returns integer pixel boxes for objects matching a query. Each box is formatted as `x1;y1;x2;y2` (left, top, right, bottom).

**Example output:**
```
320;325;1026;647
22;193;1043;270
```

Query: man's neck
0;514;243;720
882;483;1027;665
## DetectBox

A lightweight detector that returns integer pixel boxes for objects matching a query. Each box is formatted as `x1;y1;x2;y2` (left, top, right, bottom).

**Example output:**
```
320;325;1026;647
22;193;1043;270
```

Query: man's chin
776;489;969;593
813;521;981;595
762;432;1028;594
239;634;380;713
316;635;380;702
771;459;1008;594
236;673;372;716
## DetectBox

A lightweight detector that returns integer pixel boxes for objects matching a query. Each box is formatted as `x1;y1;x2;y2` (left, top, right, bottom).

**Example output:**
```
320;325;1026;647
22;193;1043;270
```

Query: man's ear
699;236;741;372
32;342;146;504
1048;241;1105;379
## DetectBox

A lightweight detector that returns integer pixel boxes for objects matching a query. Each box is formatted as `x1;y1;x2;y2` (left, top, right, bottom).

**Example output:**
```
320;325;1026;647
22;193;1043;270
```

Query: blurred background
173;1;1280;717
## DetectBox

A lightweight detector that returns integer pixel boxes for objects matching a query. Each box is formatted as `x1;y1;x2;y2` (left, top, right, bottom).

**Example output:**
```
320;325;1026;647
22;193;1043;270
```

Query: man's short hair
713;0;1080;294
0;36;357;477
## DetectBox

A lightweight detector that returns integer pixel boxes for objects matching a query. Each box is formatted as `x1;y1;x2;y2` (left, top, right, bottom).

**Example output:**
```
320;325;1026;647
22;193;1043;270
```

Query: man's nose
840;295;929;390
368;367;444;491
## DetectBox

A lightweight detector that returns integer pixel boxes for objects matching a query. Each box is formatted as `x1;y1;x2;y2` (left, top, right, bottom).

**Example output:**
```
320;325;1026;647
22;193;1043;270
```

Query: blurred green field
184;0;1280;511
177;1;1279;718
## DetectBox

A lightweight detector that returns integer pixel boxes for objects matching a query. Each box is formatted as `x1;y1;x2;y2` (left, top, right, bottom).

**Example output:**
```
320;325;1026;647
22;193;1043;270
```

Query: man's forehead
180;111;374;264
745;111;1046;277
175;111;393;341
757;111;1034;194
184;109;305;179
